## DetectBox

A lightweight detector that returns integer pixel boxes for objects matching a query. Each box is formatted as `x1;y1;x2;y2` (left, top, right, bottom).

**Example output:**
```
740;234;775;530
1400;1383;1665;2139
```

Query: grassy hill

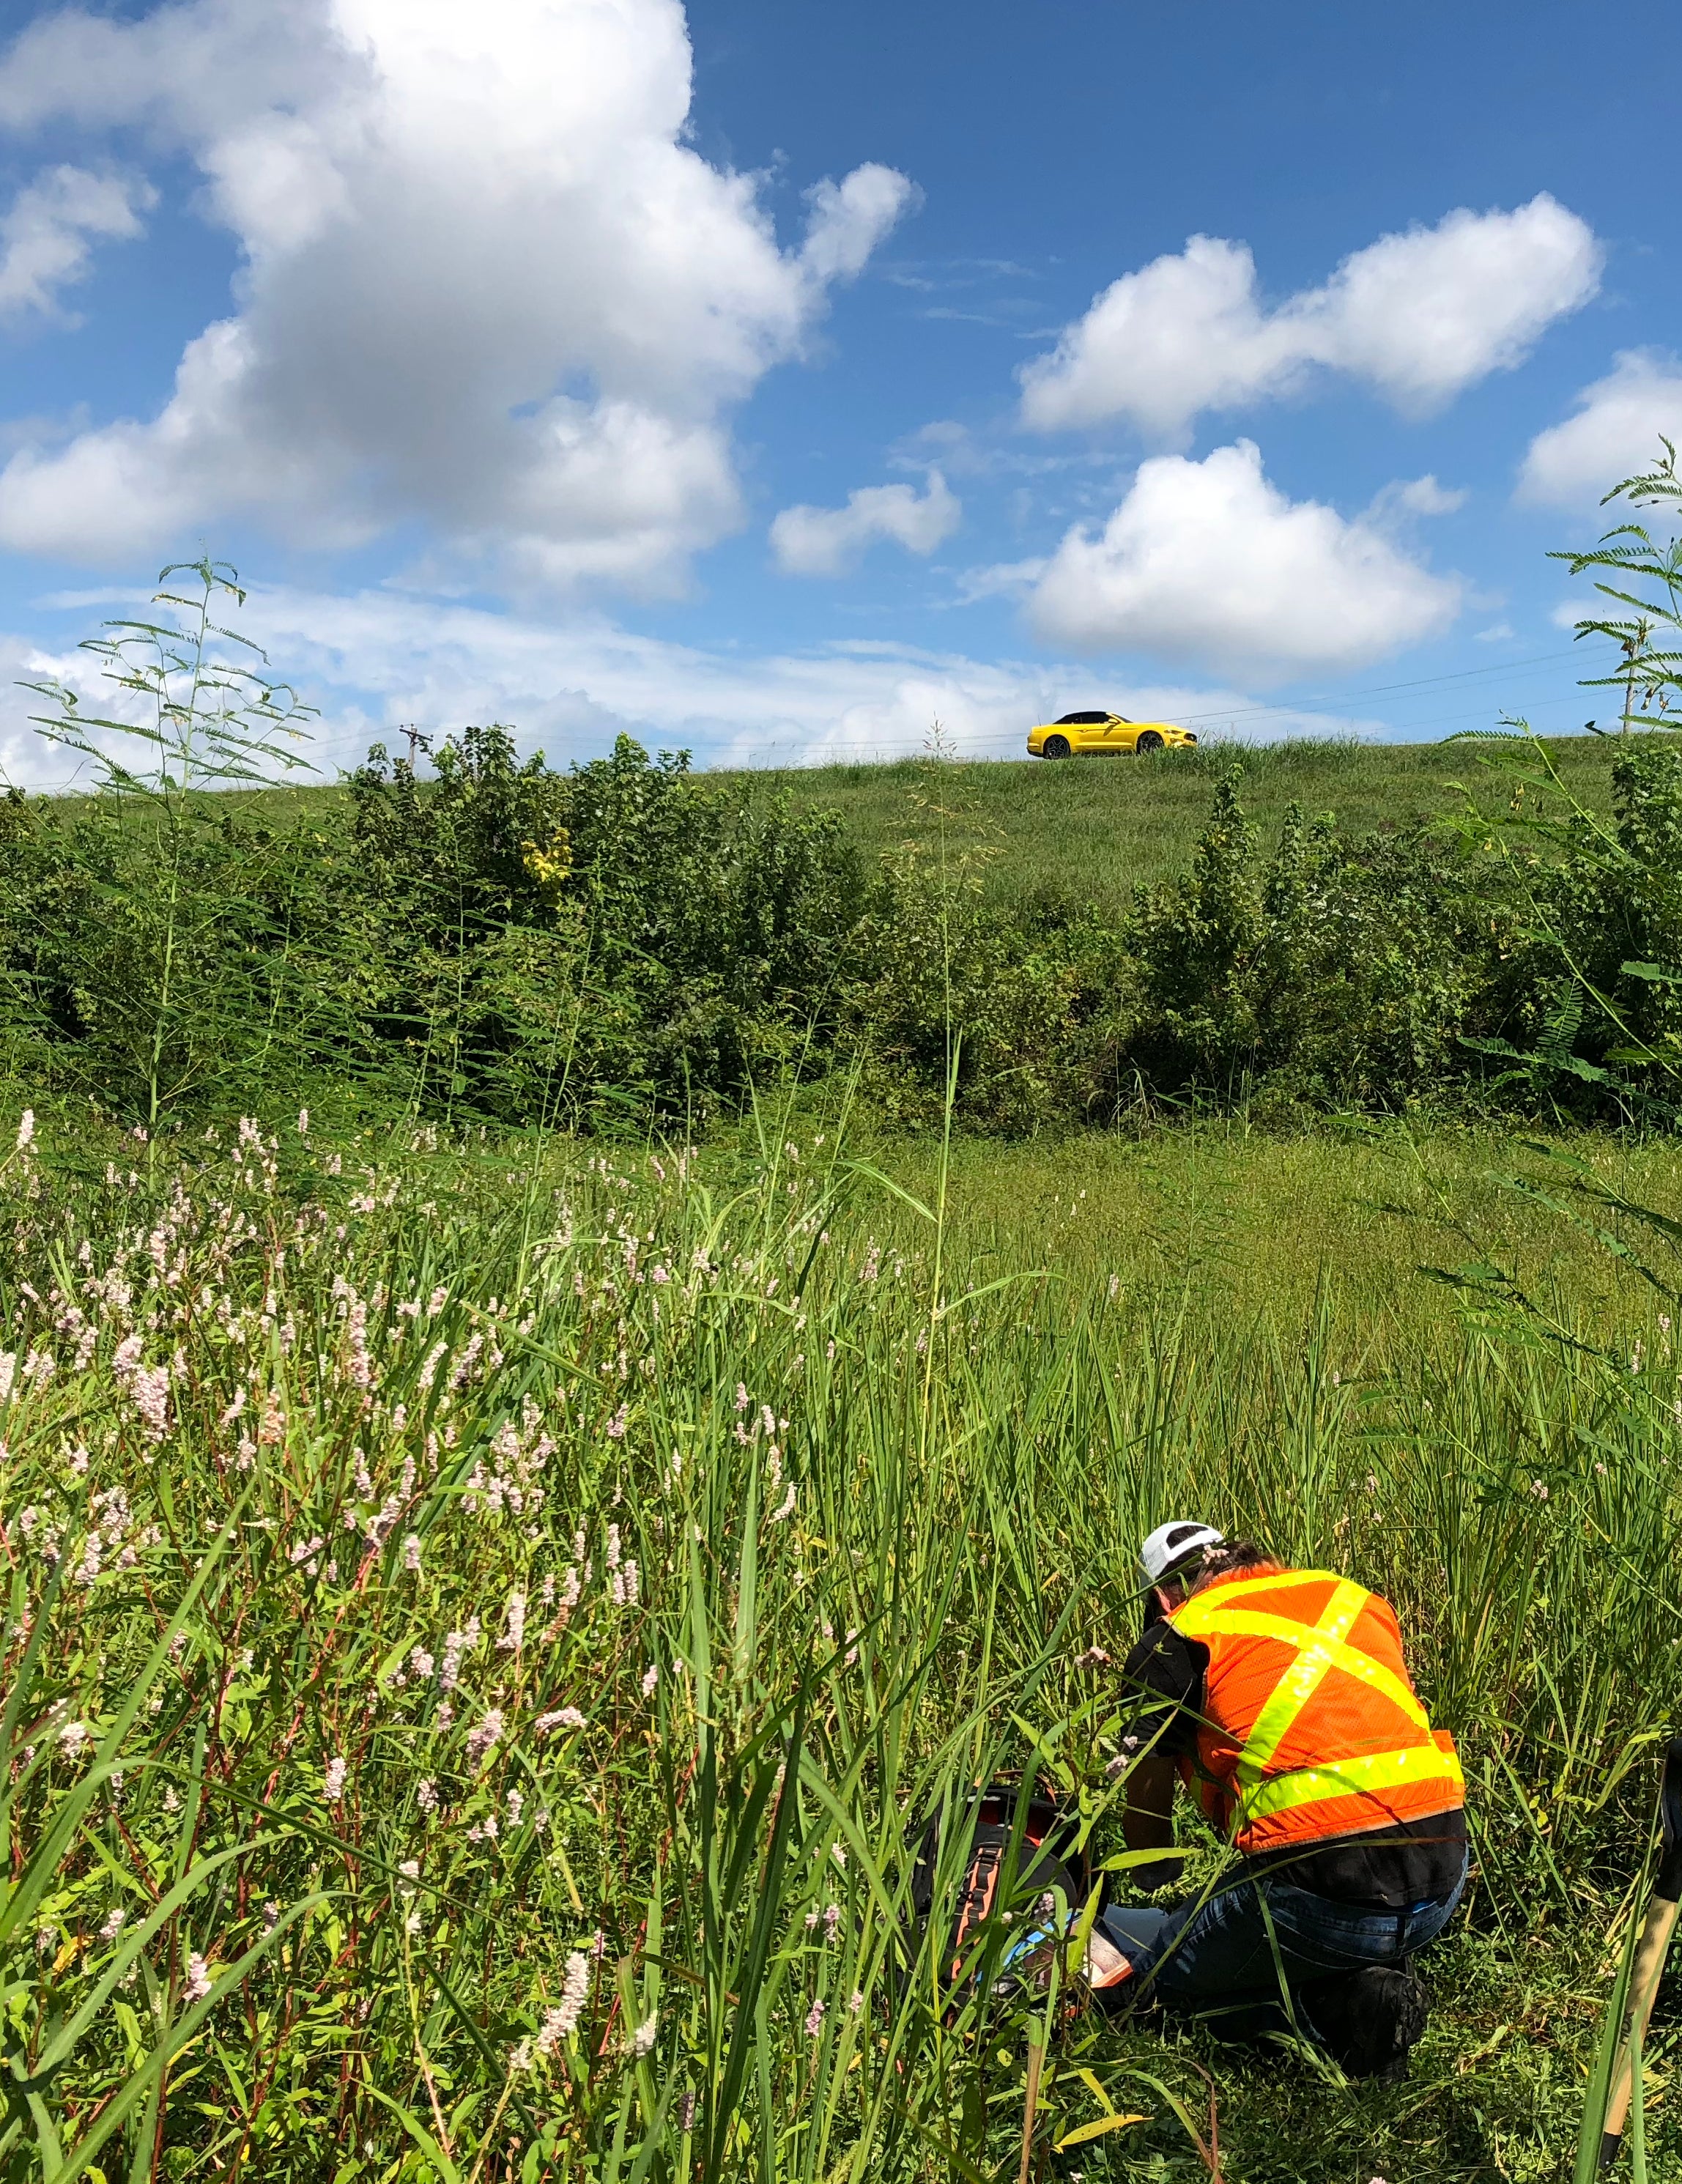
719;734;1620;921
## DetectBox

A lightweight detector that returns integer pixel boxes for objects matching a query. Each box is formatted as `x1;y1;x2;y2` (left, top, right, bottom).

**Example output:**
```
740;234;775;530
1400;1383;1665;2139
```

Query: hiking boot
1308;1966;1429;2080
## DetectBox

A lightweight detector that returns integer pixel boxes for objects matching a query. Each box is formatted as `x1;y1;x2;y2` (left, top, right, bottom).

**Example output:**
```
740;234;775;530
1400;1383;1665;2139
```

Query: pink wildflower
127;1364;171;1442
465;1709;504;1769
546;1950;592;2043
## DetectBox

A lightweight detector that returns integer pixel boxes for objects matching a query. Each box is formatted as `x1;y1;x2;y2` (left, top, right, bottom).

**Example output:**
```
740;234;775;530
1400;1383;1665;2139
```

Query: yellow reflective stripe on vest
1232;1578;1368;1783
1172;1572;1434;1801
1237;1739;1466;1828
1187;1607;1430;1761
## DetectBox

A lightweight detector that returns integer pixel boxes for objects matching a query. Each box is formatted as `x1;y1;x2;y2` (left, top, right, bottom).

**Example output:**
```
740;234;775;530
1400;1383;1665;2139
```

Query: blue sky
0;0;1679;785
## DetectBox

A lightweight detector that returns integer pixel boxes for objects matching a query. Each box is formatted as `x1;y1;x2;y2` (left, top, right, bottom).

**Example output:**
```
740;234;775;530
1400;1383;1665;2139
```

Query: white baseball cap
1140;1519;1225;1588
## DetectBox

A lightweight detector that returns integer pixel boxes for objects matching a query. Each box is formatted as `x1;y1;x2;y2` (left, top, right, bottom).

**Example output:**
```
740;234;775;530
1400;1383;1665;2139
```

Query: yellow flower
521;828;572;908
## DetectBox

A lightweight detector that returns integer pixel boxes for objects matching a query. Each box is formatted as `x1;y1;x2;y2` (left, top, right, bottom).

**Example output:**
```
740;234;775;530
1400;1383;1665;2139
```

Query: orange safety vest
1167;1565;1464;1857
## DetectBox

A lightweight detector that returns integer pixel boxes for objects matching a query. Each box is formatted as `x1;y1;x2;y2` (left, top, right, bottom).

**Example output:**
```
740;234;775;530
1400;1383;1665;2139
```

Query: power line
1170;645;1583;725
258;641;1598;778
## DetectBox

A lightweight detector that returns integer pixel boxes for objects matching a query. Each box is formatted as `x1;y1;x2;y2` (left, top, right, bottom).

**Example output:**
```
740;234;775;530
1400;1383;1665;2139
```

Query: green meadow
4;1092;1680;2183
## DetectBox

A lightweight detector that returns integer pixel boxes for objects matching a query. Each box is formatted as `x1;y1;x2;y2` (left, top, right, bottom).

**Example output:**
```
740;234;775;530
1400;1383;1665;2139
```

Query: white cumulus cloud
0;163;152;320
799;166;919;285
770;470;959;577
1516;350;1682;508
0;0;913;586
1027;440;1461;680
1020;195;1600;441
1366;474;1467;523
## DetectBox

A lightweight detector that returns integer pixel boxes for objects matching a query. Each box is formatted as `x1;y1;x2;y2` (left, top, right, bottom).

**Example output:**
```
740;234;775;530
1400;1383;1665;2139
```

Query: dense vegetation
4;699;1681;1140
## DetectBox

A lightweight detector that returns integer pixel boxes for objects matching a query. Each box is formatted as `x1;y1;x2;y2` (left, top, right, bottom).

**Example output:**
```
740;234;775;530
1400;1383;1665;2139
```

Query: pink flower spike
465;1709;504;1769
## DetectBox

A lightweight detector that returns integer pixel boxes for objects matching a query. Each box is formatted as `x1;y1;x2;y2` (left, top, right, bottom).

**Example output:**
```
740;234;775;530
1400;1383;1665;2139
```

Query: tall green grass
3;1108;1678;2180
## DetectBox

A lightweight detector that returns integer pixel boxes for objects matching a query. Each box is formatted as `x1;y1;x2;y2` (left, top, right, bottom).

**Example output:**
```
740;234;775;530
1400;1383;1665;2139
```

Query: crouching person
1097;1522;1467;2079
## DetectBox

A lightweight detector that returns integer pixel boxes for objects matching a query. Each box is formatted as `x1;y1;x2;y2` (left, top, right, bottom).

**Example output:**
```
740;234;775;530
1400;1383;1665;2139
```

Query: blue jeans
1098;1849;1468;2040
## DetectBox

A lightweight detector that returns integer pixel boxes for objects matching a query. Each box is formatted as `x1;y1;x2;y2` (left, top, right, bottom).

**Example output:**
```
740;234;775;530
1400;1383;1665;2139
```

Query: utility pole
1622;618;1651;733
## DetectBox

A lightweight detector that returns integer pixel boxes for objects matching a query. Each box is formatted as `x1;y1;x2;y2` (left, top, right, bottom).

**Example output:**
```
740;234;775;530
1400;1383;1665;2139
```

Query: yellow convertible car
1026;711;1198;759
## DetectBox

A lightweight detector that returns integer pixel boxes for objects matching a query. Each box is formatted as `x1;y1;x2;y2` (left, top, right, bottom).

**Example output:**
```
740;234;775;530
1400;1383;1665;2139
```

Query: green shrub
347;726;870;1127
14;561;1682;1141
1125;763;1514;1108
0;788;377;1121
1537;739;1682;1076
840;846;1127;1135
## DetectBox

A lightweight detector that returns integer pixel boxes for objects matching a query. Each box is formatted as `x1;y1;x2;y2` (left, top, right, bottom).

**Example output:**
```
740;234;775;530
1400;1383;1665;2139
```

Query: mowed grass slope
720;734;1621;918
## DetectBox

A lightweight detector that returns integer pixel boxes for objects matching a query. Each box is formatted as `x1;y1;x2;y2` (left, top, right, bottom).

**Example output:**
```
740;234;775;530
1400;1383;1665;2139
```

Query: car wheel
1135;730;1164;754
1044;734;1072;760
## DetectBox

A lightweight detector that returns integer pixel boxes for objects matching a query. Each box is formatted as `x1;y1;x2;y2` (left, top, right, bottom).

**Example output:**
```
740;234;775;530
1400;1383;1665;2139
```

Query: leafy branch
1552;440;1682;733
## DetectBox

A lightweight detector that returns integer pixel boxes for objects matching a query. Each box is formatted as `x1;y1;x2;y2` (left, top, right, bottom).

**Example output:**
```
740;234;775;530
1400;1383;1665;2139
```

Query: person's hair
1160;1536;1274;1599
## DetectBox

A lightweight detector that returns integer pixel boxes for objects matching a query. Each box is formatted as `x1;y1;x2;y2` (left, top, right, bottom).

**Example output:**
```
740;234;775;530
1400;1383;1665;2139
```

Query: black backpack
905;1781;1094;2004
